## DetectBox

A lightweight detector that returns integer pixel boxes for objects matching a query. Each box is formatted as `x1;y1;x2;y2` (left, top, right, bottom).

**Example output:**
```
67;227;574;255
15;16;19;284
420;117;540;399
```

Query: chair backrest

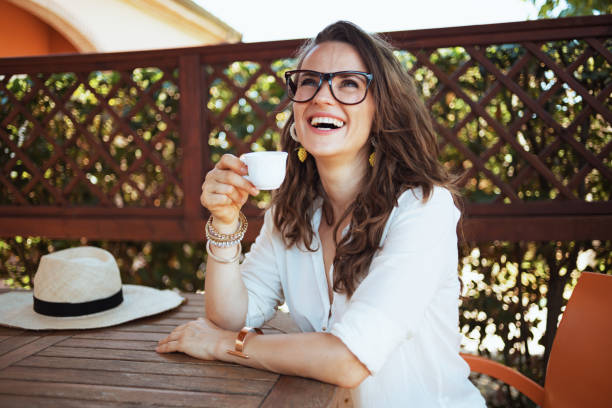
544;272;612;408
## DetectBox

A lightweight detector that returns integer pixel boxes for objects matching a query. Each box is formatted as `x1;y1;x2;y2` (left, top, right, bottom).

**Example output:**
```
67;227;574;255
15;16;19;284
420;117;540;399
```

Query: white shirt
240;186;485;408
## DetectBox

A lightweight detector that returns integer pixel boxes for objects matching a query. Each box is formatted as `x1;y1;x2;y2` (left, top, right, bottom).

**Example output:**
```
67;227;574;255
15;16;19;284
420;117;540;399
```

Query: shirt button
322;327;327;331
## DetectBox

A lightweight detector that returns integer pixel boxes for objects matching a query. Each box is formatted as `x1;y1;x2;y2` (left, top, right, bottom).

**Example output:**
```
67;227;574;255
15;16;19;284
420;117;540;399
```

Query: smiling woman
289;41;375;172
157;21;486;408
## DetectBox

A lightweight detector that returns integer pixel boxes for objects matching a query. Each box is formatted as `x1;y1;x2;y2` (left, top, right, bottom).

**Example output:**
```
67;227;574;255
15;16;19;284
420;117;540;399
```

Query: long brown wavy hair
272;21;459;297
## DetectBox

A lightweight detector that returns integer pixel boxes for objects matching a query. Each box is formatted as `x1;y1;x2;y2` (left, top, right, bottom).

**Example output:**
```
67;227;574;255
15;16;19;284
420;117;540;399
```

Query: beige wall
1;0;240;57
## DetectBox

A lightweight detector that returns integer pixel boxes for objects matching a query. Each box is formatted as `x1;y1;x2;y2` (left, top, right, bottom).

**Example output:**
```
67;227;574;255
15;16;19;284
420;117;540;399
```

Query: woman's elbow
205;306;244;331
335;358;370;388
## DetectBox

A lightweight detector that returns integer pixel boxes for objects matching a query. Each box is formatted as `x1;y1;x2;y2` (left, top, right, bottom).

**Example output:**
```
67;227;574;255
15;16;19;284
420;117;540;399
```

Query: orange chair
461;272;612;408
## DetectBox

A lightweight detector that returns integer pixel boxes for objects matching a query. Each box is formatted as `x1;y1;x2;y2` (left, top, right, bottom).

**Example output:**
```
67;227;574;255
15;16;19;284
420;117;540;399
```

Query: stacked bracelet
205;211;248;247
205;211;248;263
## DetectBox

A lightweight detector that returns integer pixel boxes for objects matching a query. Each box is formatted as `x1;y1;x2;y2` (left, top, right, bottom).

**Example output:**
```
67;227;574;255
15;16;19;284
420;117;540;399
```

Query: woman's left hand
156;317;232;360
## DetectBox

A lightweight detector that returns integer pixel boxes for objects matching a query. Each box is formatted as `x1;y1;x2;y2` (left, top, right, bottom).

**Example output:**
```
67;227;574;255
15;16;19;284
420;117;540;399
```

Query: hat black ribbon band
33;289;124;317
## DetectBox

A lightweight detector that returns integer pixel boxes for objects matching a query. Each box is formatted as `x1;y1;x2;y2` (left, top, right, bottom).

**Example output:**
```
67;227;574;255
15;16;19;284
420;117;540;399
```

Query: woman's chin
303;141;352;159
307;149;342;161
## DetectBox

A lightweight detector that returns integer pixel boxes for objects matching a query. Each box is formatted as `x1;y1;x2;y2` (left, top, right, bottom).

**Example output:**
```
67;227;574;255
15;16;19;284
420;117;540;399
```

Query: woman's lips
306;115;346;134
309;116;345;128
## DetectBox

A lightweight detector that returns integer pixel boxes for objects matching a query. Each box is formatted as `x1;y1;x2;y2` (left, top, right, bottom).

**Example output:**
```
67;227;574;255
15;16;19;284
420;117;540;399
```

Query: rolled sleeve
240;209;285;328
330;187;459;374
331;302;405;374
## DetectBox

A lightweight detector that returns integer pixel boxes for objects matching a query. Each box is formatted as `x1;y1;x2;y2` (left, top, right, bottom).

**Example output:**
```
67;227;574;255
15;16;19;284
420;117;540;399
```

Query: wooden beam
179;53;205;242
0;214;609;242
462;215;612;242
0;217;202;241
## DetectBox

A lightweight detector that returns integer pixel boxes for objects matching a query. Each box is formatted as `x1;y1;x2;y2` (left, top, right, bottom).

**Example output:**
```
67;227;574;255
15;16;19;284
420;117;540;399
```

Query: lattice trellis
412;39;612;204
0;68;182;208
0;16;610;241
204;59;293;162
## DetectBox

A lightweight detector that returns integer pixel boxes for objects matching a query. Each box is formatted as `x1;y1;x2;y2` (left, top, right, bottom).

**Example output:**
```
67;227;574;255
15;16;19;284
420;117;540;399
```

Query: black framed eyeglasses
285;70;373;105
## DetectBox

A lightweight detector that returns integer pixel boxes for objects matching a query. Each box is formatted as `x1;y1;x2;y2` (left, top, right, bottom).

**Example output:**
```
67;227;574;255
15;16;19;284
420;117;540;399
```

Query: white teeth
310;117;345;128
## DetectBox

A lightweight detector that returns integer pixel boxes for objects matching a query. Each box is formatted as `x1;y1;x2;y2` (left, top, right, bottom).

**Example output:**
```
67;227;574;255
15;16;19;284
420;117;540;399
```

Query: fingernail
252;188;259;195
241;165;248;175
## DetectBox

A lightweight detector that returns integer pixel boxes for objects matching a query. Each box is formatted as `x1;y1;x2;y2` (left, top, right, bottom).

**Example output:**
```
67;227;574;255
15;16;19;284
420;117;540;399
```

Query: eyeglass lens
287;71;369;104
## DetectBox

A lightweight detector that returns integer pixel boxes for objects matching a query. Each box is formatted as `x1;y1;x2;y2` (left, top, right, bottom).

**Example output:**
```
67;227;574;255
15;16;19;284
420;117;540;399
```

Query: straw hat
0;246;185;330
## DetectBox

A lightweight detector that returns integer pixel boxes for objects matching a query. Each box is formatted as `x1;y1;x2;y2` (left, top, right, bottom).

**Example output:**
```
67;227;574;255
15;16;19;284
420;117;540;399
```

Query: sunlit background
196;0;538;42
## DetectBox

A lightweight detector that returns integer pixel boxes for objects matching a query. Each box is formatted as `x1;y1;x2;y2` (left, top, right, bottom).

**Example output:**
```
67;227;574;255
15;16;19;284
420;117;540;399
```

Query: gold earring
369;151;375;167
298;147;308;162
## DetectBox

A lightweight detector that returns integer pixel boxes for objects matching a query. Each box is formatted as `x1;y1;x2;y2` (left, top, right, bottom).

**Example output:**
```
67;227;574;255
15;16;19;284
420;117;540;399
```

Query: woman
157;21;485;407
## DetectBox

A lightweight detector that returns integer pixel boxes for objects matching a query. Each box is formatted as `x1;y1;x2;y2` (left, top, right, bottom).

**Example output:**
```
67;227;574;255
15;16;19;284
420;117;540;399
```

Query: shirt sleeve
240;208;285;328
330;187;460;375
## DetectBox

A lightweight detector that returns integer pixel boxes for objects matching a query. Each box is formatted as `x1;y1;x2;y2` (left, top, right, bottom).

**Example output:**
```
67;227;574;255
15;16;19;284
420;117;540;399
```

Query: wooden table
0;291;349;407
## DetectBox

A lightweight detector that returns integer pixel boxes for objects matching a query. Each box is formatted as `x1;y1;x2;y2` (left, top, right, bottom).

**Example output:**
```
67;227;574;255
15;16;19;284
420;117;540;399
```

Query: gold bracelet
206;212;248;244
226;326;263;359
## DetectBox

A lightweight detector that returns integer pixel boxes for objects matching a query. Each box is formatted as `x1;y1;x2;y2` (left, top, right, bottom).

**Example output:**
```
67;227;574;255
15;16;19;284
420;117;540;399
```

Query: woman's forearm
215;330;370;388
204;244;248;331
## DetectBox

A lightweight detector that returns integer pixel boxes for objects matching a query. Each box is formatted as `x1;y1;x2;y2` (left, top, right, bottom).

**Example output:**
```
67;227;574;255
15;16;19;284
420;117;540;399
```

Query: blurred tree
525;0;612;18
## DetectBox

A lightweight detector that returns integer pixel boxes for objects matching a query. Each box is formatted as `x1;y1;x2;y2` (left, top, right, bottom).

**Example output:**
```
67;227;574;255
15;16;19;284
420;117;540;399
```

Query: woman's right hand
201;154;259;230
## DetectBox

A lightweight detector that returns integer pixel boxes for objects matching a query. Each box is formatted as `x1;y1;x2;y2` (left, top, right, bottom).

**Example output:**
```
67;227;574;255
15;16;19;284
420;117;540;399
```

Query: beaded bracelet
206;240;241;264
205;212;248;245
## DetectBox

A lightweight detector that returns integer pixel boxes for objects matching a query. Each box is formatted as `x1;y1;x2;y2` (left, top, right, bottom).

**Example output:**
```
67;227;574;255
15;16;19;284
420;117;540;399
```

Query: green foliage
205;59;294;207
1;68;182;207
399;42;611;204
525;0;612;18
459;240;611;406
206;60;293;162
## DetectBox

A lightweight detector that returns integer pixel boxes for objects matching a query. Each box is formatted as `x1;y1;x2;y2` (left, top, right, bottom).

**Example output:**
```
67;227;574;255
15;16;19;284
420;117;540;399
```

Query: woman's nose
312;81;335;105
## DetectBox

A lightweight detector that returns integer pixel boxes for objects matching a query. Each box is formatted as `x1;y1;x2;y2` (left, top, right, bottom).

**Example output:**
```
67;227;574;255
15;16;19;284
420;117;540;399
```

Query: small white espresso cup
239;151;288;190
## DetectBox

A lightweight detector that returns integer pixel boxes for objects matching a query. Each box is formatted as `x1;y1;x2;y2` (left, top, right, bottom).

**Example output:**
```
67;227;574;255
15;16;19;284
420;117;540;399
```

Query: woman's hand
201;154;259;227
156;317;233;360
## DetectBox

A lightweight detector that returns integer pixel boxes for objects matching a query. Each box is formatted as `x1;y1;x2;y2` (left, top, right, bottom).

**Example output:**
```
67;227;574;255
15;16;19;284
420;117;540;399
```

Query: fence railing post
179;54;204;241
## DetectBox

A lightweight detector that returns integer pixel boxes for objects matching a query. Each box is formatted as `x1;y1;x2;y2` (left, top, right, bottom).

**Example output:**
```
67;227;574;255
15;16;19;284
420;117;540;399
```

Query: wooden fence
0;15;610;243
